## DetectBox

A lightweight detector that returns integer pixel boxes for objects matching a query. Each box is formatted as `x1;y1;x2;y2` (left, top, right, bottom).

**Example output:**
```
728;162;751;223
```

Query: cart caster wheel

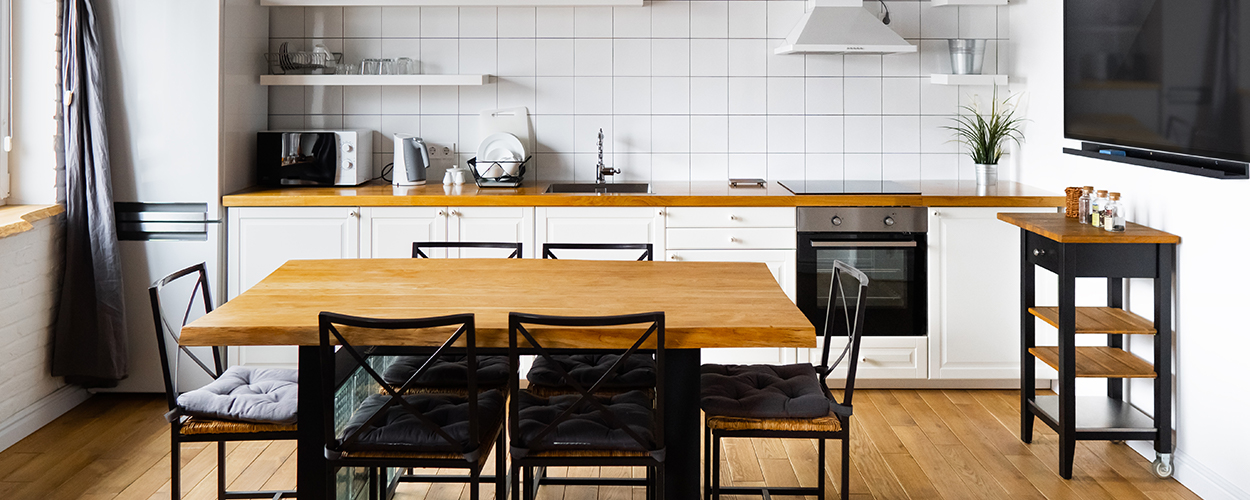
1152;453;1173;479
1111;440;1125;445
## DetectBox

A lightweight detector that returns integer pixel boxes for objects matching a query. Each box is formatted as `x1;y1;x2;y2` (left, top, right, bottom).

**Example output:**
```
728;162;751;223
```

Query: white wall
266;1;1012;183
9;0;60;205
1012;1;1250;498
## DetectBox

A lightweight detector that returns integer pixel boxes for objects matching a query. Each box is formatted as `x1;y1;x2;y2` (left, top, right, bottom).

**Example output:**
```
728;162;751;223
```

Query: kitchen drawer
666;227;795;250
810;336;927;379
1025;231;1062;274
664;207;795;228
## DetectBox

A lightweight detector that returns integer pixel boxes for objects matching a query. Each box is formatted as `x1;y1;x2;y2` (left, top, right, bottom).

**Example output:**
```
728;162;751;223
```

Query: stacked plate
474;133;526;180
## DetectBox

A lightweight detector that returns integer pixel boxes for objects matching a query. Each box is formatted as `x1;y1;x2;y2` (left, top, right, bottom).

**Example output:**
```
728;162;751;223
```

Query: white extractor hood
775;0;917;55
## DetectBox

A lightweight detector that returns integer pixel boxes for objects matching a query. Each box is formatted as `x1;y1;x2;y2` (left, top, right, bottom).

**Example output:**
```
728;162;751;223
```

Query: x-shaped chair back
412;241;524;259
149;262;225;411
508;312;665;459
319;312;486;461
816;260;871;417
541;243;653;261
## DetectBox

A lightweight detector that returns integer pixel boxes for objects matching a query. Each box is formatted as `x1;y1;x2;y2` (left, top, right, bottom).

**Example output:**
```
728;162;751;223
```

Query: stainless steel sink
544;183;651;194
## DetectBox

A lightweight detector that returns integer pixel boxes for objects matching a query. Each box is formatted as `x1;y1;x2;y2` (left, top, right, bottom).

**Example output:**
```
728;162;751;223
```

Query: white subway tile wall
267;0;1010;183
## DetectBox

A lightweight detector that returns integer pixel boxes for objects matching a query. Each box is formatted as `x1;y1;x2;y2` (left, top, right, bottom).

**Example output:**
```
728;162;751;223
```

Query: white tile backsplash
271;0;1012;183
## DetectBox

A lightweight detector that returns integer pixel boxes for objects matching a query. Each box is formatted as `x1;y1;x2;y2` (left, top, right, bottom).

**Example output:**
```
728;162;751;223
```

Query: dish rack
264;46;342;75
468;156;531;188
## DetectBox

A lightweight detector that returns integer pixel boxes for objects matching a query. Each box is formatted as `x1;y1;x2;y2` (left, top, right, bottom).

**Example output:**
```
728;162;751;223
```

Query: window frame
0;0;10;205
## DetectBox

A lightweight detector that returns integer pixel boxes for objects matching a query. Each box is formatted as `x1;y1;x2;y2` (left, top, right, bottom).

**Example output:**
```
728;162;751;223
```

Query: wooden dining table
181;258;815;499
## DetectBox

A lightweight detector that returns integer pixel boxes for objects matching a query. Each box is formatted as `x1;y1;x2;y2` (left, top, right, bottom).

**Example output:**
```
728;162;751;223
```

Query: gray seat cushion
381;354;510;388
699;364;830;419
176;366;298;425
514;390;656;452
341;390;506;454
527;354;655;390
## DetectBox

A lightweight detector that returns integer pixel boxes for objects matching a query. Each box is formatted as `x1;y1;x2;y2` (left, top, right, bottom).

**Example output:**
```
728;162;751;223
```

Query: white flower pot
975;163;998;187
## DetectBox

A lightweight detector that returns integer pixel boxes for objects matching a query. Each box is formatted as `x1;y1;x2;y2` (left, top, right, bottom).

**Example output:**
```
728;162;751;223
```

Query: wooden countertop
223;180;1064;208
998;212;1181;244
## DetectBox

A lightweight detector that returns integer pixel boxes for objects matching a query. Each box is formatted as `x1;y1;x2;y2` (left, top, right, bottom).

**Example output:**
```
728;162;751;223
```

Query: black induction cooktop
778;180;922;195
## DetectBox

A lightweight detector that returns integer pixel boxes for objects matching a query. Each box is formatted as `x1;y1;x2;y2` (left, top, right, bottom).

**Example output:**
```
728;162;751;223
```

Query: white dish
476;132;525;178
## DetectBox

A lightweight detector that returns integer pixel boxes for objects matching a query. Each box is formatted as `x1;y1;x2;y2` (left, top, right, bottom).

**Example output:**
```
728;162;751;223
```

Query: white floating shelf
930;74;1009;86
931;0;1007;5
260;74;490;86
262;0;641;5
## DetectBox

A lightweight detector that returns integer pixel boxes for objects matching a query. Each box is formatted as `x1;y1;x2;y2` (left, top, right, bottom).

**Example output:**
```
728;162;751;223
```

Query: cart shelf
1029;307;1157;334
1029;346;1156;378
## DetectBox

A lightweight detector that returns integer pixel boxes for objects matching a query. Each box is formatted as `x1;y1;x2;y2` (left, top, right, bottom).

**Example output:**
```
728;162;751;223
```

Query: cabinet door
227;207;359;368
666;249;798;365
928;207;1056;379
535;207;665;259
361;207;447;258
448;207;536;259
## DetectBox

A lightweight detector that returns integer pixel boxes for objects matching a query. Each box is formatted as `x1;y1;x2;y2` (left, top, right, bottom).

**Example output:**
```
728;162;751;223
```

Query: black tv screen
1065;0;1250;164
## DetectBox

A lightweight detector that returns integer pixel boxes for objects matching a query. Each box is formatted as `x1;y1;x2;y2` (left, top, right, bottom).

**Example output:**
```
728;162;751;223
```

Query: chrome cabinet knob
884;216;895;226
438;210;446;217
451;210;461;217
728;236;739;243
831;216;842;226
349;210;359;218
729;214;738;221
1033;248;1045;257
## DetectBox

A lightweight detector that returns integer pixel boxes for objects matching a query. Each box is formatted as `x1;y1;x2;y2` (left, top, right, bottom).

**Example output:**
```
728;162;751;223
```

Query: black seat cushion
176;366;298;425
699;364;830;419
339;390;505;454
527;354;656;389
381;354;511;388
514;390;656;452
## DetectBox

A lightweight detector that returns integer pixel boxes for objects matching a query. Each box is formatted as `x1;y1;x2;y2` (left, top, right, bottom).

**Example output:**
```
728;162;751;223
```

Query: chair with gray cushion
699;260;870;500
320;311;506;500
150;263;297;500
508;311;666;500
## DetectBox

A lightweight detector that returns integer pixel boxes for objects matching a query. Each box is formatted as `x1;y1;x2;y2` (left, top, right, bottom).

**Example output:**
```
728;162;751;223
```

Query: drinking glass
396;57;416;75
379;58;396;75
361;59;380;75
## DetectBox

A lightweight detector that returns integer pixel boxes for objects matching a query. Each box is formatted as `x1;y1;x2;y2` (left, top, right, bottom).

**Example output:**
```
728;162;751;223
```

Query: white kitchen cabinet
361;206;534;258
226;206;360;368
535;207;665;259
449;207;536;258
818;336;928;380
927;206;1056;379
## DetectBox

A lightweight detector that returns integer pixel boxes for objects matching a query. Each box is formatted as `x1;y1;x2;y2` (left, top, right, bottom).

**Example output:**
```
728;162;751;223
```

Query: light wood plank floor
0;391;1200;499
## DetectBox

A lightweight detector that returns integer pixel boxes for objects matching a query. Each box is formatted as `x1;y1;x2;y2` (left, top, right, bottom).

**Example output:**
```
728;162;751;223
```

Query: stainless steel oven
797;207;927;337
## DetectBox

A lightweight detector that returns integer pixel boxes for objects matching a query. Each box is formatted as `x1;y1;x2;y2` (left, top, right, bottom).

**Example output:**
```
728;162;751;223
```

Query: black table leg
1058;253;1077;480
298;345;331;500
1107;278;1124;400
1020;229;1036;443
665;348;701;499
1155;244;1174;455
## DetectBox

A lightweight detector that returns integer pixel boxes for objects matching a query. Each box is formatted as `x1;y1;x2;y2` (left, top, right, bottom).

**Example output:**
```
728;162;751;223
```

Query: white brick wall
0;215;67;424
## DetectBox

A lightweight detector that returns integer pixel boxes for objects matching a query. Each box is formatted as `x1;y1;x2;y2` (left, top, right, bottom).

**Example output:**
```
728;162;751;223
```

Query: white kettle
393;133;429;186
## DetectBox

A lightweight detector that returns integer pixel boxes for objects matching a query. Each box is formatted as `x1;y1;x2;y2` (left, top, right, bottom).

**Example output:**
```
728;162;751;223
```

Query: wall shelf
261;0;642;6
930;74;1009;86
932;0;1007;6
260;74;489;86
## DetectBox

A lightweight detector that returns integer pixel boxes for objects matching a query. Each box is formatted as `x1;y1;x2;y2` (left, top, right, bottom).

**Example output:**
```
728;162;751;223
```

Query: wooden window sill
0;204;65;240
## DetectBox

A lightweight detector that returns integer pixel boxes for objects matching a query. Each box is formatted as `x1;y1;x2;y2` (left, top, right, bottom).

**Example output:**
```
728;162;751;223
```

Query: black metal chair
699;260;870;500
508;312;666;500
319;311;507;500
412;241;524;259
149;263;298;500
541;242;653;261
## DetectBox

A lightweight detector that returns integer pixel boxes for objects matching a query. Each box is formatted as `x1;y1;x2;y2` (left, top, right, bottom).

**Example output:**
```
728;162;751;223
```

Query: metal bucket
949;39;987;75
975;164;998;187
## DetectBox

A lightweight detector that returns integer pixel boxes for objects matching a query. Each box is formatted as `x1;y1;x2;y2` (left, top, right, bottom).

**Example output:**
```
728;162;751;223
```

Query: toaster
257;130;372;187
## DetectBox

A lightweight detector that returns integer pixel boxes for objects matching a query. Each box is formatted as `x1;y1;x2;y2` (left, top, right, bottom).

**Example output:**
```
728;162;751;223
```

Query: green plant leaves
941;87;1026;165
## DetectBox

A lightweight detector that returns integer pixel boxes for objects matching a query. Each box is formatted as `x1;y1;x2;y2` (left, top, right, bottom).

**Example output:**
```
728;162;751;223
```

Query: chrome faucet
595;128;619;184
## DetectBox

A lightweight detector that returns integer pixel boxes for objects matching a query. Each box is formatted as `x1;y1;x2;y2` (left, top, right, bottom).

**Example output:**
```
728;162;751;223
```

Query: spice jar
1091;190;1109;228
1105;192;1125;232
1077;187;1093;224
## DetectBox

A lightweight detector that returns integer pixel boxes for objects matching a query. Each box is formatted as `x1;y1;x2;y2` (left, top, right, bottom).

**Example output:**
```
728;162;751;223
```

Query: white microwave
257;130;372;187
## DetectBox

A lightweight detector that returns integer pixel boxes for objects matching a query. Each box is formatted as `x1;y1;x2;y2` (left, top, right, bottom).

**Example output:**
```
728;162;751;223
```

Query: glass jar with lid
1091;190;1109;228
1078;187;1093;224
1104;192;1125;232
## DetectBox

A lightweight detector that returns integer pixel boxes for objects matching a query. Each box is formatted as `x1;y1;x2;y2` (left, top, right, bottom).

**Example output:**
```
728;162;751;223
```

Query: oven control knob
884;216;895;227
831;216;842;226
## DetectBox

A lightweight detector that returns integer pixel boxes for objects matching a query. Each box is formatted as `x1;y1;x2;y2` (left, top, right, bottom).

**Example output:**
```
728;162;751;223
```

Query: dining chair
699;260;870;500
508;311;666;500
149;263;298;500
319;311;507;500
531;243;657;398
412;241;524;259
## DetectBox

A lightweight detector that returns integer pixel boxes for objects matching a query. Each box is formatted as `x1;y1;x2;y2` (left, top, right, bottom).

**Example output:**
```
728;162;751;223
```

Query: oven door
797;232;927;337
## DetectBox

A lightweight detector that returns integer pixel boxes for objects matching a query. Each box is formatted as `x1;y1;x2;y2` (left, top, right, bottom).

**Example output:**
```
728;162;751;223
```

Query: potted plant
944;88;1025;187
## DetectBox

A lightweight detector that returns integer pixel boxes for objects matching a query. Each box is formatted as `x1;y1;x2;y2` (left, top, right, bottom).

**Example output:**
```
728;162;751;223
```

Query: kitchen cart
998;213;1178;480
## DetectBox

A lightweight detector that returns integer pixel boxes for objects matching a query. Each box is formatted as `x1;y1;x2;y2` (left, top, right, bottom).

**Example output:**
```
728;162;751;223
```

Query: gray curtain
52;0;127;388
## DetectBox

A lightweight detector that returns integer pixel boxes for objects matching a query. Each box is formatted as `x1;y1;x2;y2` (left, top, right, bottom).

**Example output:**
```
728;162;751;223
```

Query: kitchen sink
544;183;652;194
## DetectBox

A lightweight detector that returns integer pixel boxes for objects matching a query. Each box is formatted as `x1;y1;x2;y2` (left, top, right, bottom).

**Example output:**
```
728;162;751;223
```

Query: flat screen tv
1064;0;1250;178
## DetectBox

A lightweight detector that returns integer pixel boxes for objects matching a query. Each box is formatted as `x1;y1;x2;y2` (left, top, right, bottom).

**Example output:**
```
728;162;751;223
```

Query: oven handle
811;241;918;248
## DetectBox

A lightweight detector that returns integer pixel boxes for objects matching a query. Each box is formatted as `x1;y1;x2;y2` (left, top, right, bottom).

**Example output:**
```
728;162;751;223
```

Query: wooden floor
0;390;1200;500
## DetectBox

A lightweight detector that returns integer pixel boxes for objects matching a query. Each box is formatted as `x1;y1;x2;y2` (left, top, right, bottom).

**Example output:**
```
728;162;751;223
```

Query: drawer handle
671;254;680;261
438;210;446;217
1033;248;1045;257
728;236;739;243
729;215;738;221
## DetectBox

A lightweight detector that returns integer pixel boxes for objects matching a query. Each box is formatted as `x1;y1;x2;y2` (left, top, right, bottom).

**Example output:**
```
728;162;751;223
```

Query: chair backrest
541;242;653;261
148;262;223;411
318;312;485;460
508;311;665;458
412;241;523;259
817;260;870;412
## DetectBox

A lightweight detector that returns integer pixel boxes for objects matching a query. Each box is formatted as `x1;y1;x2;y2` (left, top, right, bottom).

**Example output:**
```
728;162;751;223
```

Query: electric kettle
393;133;429;186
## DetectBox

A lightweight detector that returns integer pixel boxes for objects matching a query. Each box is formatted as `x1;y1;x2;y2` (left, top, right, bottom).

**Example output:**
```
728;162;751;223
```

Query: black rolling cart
998;213;1179;480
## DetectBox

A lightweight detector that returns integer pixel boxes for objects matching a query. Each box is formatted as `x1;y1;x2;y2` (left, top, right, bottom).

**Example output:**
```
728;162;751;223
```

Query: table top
998;212;1181;244
180;258;816;349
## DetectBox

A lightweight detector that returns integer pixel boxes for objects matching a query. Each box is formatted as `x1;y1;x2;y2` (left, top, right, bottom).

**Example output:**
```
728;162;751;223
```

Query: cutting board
478;107;532;158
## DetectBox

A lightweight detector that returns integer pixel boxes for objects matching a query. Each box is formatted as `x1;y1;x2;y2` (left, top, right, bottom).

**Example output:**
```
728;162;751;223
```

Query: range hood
775;0;917;55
